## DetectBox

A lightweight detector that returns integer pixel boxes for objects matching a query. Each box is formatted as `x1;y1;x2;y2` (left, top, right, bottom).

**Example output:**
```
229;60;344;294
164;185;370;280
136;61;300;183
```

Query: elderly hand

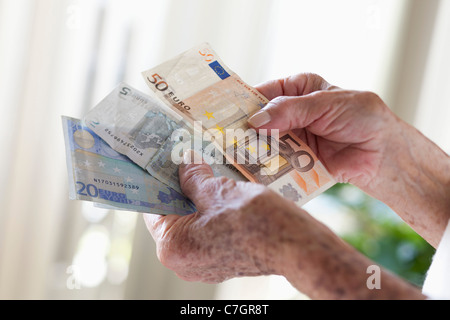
250;73;450;247
144;150;425;299
249;73;393;189
144;150;329;283
142;73;446;299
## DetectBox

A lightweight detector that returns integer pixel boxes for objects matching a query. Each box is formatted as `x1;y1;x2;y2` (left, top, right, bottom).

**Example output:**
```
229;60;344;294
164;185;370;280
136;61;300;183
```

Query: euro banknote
142;43;335;206
83;83;246;194
62;116;196;215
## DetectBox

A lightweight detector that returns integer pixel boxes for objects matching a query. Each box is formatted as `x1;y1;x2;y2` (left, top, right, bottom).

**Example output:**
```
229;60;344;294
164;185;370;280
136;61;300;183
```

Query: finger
179;149;215;206
254;79;286;101
143;213;181;240
248;90;341;135
255;73;331;101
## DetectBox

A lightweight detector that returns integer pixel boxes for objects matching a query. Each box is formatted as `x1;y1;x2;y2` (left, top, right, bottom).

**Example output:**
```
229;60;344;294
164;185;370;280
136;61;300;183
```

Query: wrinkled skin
145;159;294;283
252;73;392;188
144;73;450;299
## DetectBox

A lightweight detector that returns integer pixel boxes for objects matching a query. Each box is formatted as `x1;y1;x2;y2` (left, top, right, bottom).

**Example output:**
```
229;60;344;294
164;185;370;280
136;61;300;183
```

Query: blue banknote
62;116;196;215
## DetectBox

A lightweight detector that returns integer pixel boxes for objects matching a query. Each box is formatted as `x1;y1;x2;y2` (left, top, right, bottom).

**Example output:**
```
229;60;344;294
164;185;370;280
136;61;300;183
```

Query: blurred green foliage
325;183;435;287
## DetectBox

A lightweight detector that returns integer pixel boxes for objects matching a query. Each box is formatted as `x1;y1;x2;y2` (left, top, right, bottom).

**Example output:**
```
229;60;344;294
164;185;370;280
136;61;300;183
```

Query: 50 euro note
142;43;335;206
62;116;196;215
83;83;246;194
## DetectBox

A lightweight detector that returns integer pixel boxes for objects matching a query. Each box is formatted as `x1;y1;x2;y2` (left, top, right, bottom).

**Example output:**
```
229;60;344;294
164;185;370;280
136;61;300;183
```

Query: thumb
247;93;330;133
179;149;215;206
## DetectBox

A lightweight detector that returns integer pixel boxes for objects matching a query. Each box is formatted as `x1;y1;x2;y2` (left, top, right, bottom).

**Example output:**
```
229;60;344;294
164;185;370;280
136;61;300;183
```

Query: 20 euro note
142;43;335;206
83;83;246;194
62;116;196;215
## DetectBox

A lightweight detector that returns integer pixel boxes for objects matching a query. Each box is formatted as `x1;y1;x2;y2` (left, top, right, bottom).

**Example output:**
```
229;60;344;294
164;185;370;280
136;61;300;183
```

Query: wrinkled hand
144;150;332;284
250;73;450;248
142;73;435;299
249;73;396;189
143;150;426;299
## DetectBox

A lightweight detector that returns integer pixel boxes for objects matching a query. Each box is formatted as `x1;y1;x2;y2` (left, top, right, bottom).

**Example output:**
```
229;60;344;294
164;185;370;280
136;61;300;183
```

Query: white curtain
0;0;446;299
414;0;450;153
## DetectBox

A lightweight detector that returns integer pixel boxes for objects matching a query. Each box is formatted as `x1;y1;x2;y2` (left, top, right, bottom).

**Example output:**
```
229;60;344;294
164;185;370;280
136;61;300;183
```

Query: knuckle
357;91;387;114
306;89;338;108
309;89;331;99
216;176;232;186
238;182;274;206
180;166;212;196
359;90;380;104
180;166;197;187
200;177;226;196
302;72;331;91
269;95;290;107
304;72;325;84
213;177;238;198
221;177;237;189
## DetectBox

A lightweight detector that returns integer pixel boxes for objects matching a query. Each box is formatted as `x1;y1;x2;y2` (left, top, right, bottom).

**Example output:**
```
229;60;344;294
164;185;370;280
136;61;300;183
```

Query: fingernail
248;110;271;128
182;149;203;165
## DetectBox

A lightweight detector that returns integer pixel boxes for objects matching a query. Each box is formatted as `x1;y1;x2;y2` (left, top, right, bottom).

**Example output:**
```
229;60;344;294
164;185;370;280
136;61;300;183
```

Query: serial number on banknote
92;178;140;190
104;128;145;157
